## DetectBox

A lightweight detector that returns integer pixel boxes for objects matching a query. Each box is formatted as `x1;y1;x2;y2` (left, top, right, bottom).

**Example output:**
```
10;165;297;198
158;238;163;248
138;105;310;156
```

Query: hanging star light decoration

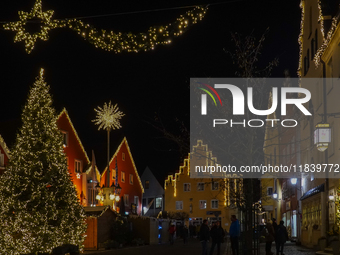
3;0;64;53
92;101;125;131
3;0;207;54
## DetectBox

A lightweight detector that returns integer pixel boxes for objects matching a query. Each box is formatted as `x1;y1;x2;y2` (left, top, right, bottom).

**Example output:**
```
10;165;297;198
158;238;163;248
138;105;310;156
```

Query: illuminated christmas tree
0;69;87;255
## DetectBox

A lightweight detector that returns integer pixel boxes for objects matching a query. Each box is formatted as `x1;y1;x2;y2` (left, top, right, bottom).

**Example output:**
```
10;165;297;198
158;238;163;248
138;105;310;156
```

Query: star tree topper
3;0;63;53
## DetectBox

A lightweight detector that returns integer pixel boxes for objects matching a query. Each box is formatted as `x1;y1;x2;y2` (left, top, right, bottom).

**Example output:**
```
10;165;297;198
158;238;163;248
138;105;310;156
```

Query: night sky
0;0;301;183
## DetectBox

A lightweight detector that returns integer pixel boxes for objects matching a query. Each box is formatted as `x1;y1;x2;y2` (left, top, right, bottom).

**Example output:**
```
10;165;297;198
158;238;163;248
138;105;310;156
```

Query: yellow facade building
164;140;237;229
261;94;282;224
298;0;340;248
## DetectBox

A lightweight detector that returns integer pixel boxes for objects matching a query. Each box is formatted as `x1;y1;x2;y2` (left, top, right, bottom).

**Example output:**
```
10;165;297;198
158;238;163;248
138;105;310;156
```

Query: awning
300;183;324;201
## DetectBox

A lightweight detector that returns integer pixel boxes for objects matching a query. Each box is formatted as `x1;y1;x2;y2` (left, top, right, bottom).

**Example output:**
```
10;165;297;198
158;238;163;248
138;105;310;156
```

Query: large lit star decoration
92;101;125;131
3;0;63;53
3;0;207;54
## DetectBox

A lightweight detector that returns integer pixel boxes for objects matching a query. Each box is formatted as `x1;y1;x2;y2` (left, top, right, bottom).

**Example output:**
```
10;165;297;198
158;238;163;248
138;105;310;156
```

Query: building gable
100;137;143;214
164;140;237;227
57;108;90;165
57;108;90;198
141;167;164;198
101;137;143;193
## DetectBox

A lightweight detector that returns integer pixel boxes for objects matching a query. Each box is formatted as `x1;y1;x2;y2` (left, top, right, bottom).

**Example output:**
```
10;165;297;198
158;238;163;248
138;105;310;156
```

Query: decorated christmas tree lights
0;69;87;255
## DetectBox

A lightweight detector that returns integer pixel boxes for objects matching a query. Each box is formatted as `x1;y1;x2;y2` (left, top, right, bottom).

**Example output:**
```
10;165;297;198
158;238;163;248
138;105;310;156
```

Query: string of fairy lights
298;0;340;76
297;0;305;77
313;14;340;67
2;0;207;54
0;69;87;254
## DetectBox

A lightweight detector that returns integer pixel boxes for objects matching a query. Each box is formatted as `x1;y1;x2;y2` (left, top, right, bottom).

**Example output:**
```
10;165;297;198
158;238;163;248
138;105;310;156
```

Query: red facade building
1;109;142;214
0;135;10;175
57;108;102;207
100;137;144;215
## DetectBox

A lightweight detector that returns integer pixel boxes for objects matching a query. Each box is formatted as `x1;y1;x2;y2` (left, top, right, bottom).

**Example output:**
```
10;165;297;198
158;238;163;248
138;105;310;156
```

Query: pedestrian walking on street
272;218;278;249
209;221;225;255
275;220;288;255
200;219;210;255
272;218;278;232
169;222;176;245
261;223;275;255
182;225;189;244
229;215;240;255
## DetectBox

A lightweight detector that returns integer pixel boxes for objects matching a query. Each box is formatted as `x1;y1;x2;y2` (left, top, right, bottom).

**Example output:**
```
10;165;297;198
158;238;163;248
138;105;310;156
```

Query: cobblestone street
84;238;225;255
84;239;316;255
258;243;315;255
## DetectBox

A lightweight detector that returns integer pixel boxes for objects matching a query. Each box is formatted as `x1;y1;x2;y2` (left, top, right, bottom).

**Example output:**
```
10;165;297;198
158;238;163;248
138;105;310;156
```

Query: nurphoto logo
201;84;311;116
199;83;312;128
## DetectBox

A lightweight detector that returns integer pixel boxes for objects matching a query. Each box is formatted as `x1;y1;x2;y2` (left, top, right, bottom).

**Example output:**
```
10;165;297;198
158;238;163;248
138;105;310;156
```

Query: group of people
168;215;241;255
168;223;192;245
199;215;240;255
169;216;287;255
261;219;289;255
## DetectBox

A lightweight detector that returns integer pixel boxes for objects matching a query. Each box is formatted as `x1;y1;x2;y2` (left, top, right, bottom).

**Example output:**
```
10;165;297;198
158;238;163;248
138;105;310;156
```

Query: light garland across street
3;0;208;54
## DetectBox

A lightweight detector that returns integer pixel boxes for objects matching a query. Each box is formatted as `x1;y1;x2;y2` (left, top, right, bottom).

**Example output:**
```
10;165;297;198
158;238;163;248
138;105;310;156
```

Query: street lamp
273;191;278;199
109;193;115;201
291;178;297;185
115;183;122;195
314;123;331;152
109;181;121;207
314;123;331;236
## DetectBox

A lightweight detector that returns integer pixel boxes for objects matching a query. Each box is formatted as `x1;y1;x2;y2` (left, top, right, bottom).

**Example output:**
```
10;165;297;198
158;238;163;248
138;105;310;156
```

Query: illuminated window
61;130;68;147
75;160;82;173
124;194;129;206
176;201;183;210
121;172;125;183
184;183;191;192
211;199;218;209
112;169;116;180
197;183;205;191
134;196;139;207
122;152;125;161
199;200;207;209
88;187;98;205
129;174;133;185
145;180;149;189
156;197;163;209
